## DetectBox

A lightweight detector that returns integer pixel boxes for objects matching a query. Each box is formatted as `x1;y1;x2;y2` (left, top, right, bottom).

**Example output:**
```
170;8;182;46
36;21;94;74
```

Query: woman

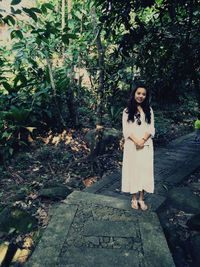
121;84;155;210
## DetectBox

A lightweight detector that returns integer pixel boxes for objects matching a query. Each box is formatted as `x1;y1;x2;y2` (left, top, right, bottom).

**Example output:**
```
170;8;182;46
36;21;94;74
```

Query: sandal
138;200;148;211
131;199;138;209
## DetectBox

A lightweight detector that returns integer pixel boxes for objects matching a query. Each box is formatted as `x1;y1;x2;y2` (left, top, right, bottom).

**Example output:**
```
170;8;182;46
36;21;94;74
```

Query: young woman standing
121;84;155;210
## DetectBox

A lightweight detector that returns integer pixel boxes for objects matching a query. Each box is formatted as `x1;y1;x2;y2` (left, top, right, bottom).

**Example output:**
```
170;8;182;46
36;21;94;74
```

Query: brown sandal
138;200;148;210
131;199;138;209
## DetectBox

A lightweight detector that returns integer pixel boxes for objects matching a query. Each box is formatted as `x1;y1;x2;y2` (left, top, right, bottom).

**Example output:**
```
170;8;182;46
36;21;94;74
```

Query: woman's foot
138;200;148;210
131;199;138;209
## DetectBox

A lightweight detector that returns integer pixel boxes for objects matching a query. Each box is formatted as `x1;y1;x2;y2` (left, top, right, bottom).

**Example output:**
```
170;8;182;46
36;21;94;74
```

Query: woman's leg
131;193;138;209
139;190;144;200
138;190;148;210
132;193;137;201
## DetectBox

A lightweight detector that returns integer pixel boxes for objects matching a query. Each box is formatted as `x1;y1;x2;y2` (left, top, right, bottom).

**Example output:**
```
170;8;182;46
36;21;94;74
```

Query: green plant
194;120;200;129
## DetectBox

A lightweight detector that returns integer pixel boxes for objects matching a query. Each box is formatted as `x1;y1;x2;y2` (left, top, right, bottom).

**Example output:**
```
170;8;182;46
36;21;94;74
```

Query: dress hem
121;189;154;194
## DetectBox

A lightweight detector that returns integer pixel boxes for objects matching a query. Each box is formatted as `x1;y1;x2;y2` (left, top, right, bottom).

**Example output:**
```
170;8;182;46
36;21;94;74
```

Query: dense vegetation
0;0;199;162
0;1;200;266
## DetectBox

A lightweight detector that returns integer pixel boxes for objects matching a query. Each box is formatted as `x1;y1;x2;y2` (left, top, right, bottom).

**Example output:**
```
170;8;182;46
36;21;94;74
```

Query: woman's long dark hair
126;84;151;124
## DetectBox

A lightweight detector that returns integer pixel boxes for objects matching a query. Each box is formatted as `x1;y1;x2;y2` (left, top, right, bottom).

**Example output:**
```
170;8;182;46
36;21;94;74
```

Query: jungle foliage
0;0;200;160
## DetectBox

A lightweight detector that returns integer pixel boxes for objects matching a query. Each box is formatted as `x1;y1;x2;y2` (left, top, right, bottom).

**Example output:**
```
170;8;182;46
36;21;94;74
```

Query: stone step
26;191;175;267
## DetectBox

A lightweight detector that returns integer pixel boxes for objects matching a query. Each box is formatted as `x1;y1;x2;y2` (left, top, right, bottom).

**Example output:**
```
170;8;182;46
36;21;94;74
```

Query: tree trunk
67;0;72;19
61;0;66;57
44;50;66;127
184;0;200;108
91;7;105;126
66;0;79;127
168;0;177;22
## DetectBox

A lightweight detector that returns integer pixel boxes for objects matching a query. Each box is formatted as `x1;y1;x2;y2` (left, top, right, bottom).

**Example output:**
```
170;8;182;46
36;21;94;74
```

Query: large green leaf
74;11;82;20
5;107;31;123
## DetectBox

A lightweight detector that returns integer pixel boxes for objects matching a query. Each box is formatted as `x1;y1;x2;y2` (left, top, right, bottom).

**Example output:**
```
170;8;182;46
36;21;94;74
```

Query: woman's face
134;87;146;104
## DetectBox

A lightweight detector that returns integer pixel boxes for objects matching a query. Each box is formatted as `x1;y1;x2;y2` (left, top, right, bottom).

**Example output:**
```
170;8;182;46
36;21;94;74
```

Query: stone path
25;132;200;267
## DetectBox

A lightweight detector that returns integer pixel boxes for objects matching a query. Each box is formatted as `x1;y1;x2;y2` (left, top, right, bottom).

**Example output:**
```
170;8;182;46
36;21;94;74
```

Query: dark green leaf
9;148;14;156
41;5;47;13
36;37;42;45
4;15;15;25
2;82;12;91
43;3;54;10
30;8;42;14
23;8;38;22
31;29;44;34
62;34;69;45
12;42;25;50
11;0;21;5
27;223;32;229
41;37;49;44
11;7;22;14
67;33;77;39
11;30;23;40
14;74;27;86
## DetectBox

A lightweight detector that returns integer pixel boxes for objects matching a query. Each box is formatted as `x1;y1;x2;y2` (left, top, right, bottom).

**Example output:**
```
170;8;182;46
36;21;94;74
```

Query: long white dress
121;107;155;194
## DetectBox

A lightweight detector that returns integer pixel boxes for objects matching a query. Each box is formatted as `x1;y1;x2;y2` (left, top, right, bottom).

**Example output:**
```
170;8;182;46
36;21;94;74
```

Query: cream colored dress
121;107;155;194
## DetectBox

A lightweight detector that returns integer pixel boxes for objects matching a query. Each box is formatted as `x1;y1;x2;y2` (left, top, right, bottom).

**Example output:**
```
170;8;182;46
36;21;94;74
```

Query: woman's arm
143;107;155;140
122;109;140;145
129;133;140;145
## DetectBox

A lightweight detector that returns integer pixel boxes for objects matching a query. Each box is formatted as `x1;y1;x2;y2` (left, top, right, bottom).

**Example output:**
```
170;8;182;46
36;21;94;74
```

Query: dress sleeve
146;107;155;138
122;109;132;139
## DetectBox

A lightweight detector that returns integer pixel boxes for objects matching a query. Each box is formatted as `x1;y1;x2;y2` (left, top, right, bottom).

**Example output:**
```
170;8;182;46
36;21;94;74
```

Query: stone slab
165;154;200;184
166;187;200;214
145;193;166;211
139;213;176;267
25;204;78;267
26;191;175;267
83;220;138;238
57;247;141;267
65;191;132;211
167;132;195;147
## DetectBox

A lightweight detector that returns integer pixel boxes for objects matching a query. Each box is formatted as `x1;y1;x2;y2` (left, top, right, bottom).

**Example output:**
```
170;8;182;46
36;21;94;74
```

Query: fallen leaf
83;177;97;187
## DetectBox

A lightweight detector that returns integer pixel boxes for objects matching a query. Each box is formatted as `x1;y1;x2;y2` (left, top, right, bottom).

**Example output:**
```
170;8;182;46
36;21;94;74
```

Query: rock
12;188;28;201
167;187;200;214
189;234;200;267
188;182;200;191
0;207;37;234
43;181;69;188
187;213;200;231
85;127;121;156
67;179;83;189
38;186;72;200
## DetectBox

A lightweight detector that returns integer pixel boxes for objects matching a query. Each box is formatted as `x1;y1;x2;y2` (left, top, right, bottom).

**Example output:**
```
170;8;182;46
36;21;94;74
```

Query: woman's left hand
136;139;145;149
